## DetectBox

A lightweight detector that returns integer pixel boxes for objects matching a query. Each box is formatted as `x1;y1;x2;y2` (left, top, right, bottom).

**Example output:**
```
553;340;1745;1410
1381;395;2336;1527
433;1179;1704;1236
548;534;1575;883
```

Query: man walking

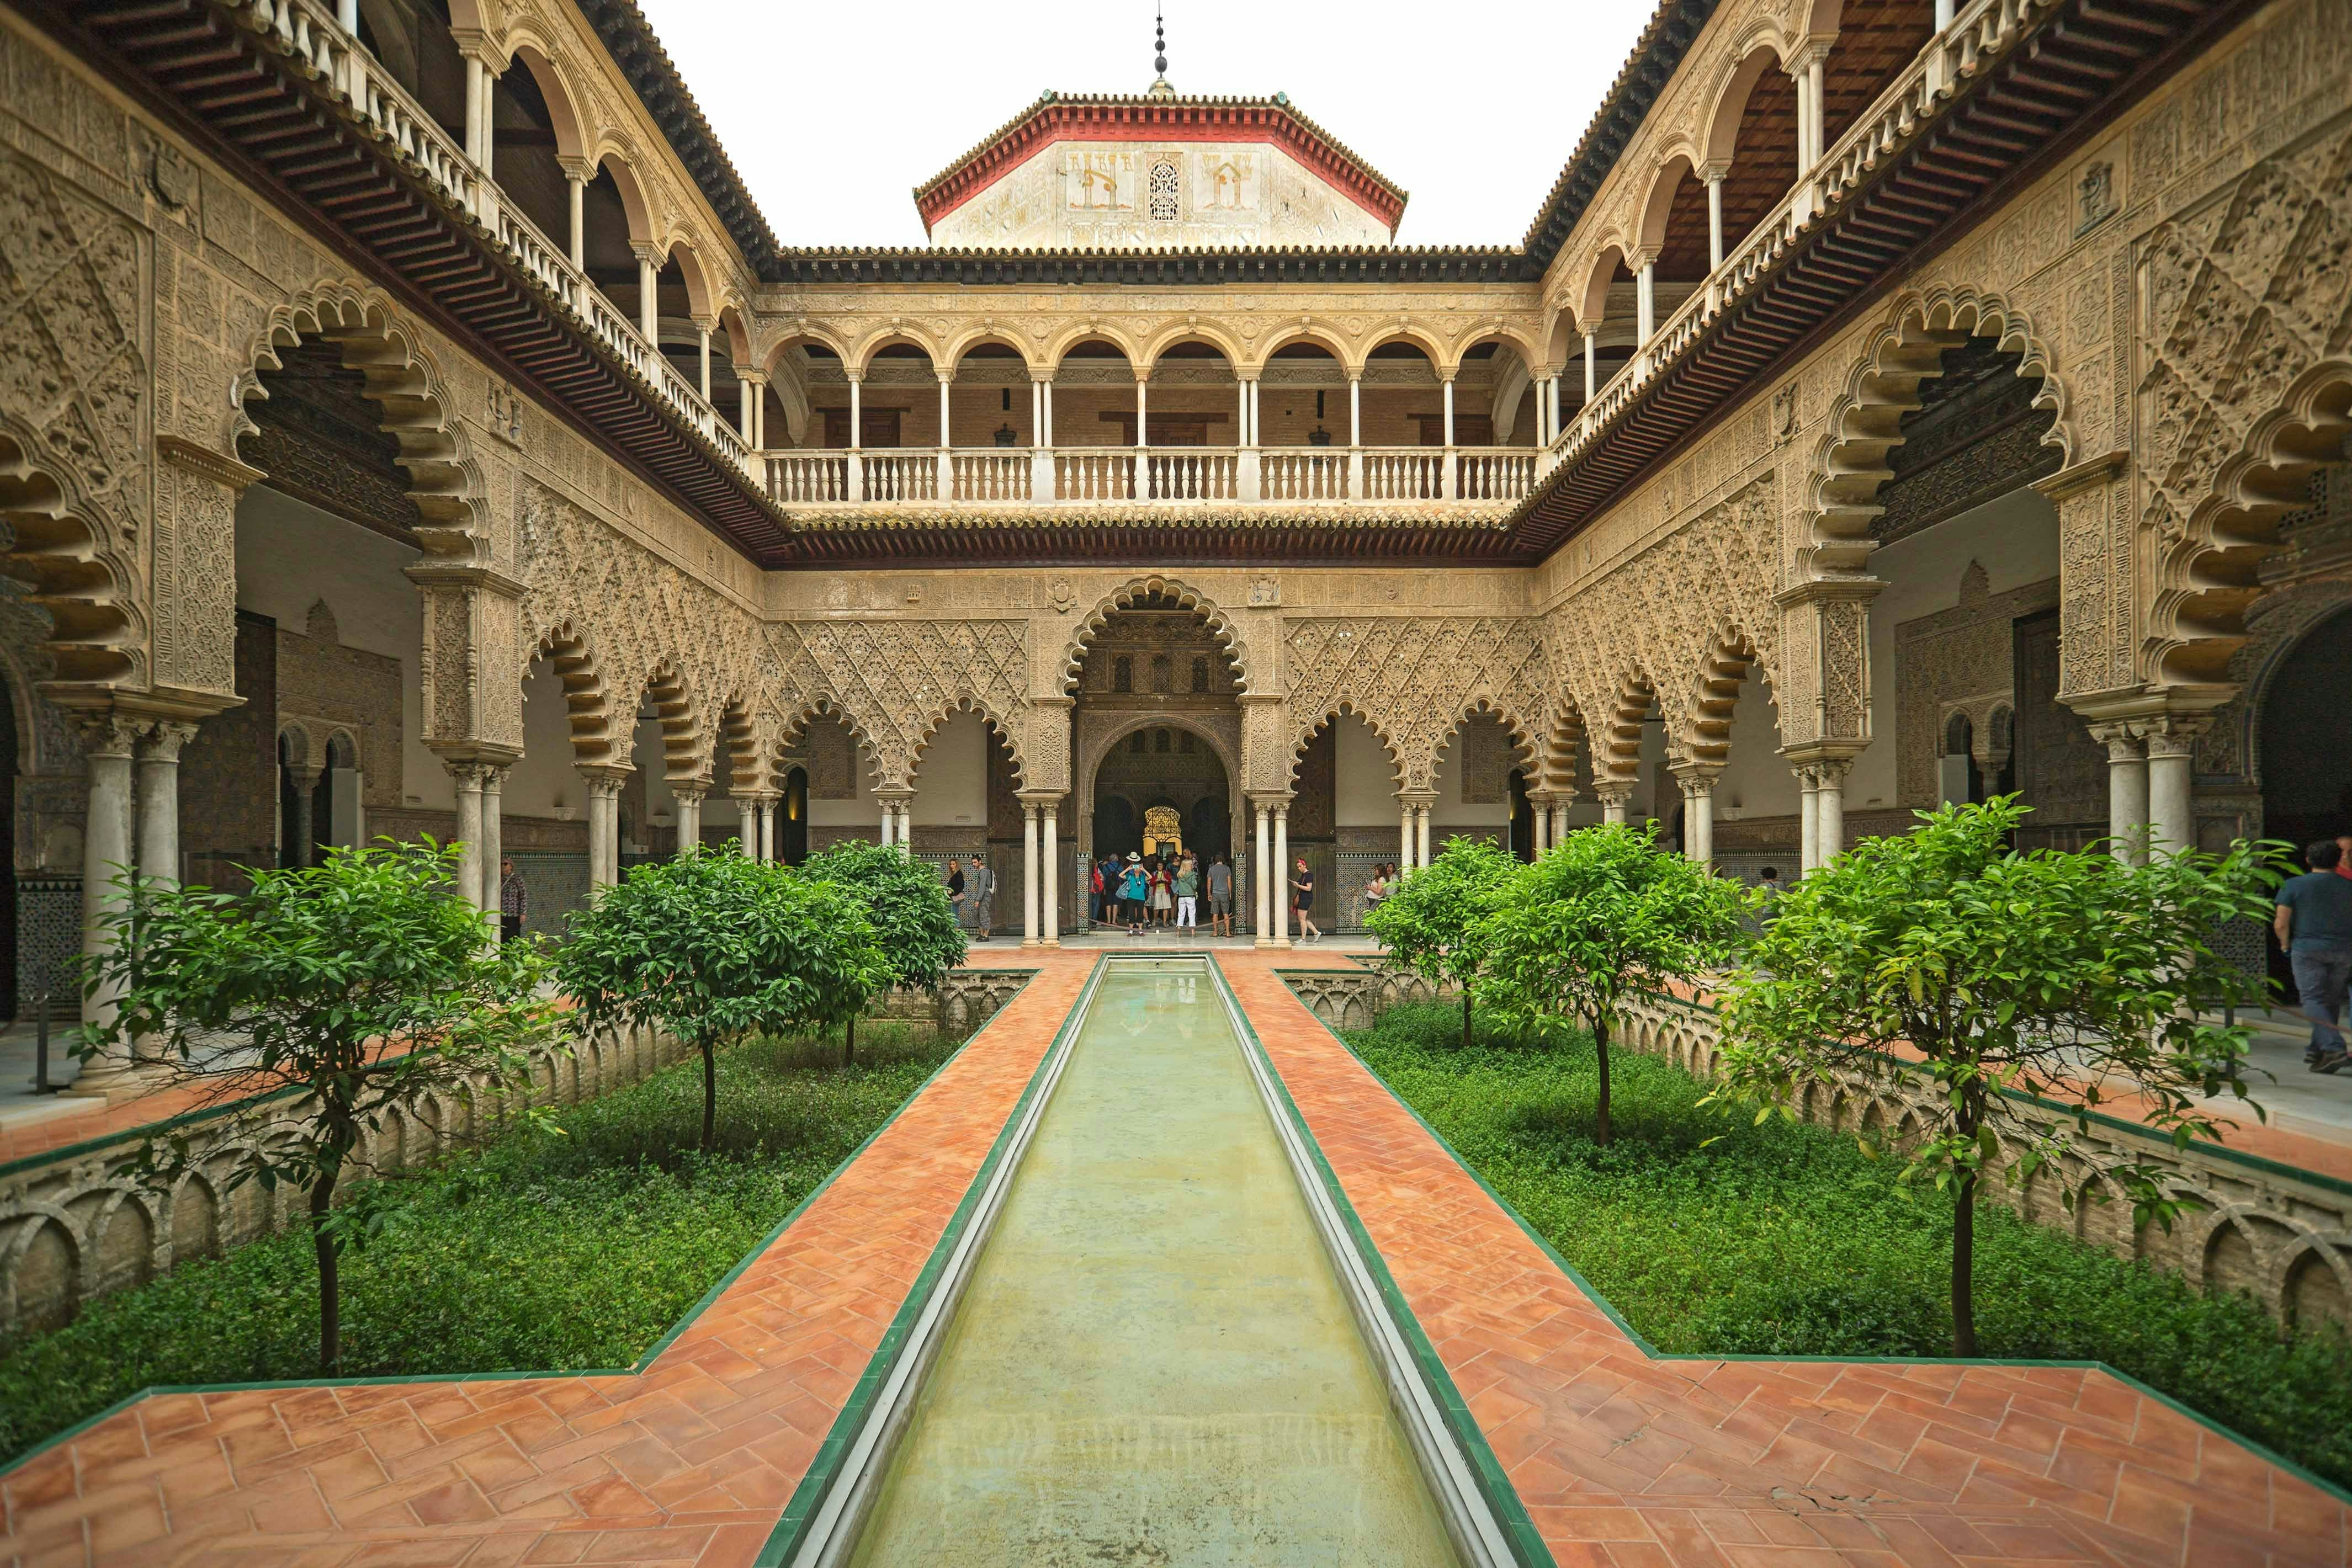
1207;852;1234;939
498;857;527;944
2275;839;2352;1073
967;854;995;939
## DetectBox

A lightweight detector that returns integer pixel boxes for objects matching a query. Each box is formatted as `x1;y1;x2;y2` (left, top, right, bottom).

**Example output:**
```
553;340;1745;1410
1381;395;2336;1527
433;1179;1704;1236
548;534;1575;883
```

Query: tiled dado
1218;949;2351;1568
0;949;1083;1567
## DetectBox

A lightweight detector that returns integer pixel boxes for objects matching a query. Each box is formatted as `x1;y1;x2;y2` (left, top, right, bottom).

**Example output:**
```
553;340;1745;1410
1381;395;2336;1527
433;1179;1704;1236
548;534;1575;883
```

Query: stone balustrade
763;445;1538;511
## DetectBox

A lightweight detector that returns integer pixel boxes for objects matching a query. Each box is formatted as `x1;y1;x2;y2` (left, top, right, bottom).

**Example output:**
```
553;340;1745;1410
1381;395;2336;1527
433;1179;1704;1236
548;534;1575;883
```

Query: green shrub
0;1022;947;1466
1347;1001;2352;1489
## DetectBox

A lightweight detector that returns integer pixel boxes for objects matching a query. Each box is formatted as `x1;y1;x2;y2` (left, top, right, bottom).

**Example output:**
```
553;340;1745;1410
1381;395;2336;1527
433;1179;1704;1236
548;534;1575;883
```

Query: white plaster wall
232;486;448;810
1333;716;1397;826
911;709;989;827
1850;488;2059;812
1716;677;1801;821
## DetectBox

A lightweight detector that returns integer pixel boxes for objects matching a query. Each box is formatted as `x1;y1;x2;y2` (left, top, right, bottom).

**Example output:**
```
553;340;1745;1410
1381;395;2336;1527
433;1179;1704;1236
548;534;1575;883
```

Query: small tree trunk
1461;987;1473;1051
1592;1013;1613;1147
843;1012;856;1069
700;1040;718;1154
308;1165;342;1374
1952;1166;1978;1356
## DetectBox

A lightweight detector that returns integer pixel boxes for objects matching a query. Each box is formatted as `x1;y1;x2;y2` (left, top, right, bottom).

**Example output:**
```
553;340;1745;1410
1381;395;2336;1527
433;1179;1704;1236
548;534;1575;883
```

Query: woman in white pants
1173;854;1199;932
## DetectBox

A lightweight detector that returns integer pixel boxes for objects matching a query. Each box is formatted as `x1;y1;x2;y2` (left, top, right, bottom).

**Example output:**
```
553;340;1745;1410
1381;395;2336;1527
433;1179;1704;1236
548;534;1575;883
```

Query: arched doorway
2259;605;2352;1002
1091;724;1233;865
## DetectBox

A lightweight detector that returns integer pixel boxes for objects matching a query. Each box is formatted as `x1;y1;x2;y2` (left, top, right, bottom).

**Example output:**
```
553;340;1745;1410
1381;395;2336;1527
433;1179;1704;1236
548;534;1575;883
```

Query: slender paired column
65;713;140;1094
1797;766;1822;873
1271;804;1292;949
1415;804;1432;869
1594;784;1632;827
286;765;322;869
2146;718;2208;858
1134;373;1149;448
1552;803;1571;845
1671;765;1717;869
1041;801;1061;947
1583;332;1597;402
846;373;865;496
136;721;197;891
2093;723;2149;864
580;764;632;891
1811;758;1850;867
1253;800;1274;944
672;784;705;855
479;764;507;932
1633;252;1657;344
696;319;714;402
1399;800;1416;870
1021;802;1042;948
448;761;486;911
937;371;954;497
1528;793;1553;855
559;156;589;272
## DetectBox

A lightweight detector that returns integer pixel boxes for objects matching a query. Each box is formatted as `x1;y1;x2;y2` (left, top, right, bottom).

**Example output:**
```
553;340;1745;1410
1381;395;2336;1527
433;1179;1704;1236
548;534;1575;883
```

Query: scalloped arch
909;694;1029;794
528;618;616;766
1060;576;1254;696
0;417;146;689
1288;703;1405;790
1804;287;2075;579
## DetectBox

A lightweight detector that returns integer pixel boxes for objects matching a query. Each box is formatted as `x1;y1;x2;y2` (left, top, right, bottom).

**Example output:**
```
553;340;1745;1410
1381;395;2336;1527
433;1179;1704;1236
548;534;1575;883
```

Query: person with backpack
1118;853;1150;936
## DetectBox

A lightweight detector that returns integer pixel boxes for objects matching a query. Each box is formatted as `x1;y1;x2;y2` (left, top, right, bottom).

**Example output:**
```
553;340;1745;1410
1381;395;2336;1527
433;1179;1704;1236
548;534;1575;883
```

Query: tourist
967;854;994;938
498;858;527;944
1207;852;1234;938
1119;852;1150;936
2275;839;2352;1073
1098;852;1122;928
1291;854;1320;944
1149;855;1174;927
946;858;966;929
1363;863;1393;920
1173;855;1198;931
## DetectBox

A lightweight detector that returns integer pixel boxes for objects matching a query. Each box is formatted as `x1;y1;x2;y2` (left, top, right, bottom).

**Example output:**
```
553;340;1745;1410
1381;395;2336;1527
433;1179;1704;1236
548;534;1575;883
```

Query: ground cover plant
1344;1000;2352;1490
0;1021;949;1468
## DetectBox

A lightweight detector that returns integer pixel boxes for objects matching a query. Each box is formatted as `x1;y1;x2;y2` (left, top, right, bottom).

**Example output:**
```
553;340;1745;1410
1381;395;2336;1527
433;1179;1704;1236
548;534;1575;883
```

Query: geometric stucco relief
1283;615;1549;793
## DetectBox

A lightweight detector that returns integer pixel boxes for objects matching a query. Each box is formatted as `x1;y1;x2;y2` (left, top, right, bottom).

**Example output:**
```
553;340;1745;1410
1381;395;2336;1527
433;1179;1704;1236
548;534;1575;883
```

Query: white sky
637;0;1659;248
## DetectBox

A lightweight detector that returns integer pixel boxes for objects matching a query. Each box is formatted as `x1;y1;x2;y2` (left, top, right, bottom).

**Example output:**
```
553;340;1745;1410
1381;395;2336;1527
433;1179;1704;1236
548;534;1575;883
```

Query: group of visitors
2276;834;2352;1075
944;854;996;938
1090;849;1235;937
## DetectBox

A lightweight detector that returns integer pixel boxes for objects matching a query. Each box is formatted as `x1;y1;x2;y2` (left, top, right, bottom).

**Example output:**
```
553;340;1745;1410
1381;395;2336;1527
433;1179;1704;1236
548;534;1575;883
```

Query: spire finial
1149;5;1174;95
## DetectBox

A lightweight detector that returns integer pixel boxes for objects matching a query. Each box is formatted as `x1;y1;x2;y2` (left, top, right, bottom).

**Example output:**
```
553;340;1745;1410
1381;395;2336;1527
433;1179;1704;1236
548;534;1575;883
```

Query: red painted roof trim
914;99;1408;236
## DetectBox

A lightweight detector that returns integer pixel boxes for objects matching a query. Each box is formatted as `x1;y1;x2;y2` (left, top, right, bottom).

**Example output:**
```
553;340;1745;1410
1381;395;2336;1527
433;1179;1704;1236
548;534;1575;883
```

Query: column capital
1247;790;1298;809
556;153;594;182
1666;758;1722;786
134;717;201;763
2085;719;2146;761
1588;782;1635;810
2142;714;2211;760
1698;157;1733;183
1395;789;1440;808
691;312;718;334
1789;37;1835;71
628;240;663;265
669;782;708;806
1525;789;1561;810
1015;790;1068;808
578;762;634;800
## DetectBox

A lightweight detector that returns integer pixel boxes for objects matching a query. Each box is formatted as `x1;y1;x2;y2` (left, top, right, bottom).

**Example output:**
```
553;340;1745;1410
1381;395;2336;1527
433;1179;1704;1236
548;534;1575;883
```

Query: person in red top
2337;833;2352;880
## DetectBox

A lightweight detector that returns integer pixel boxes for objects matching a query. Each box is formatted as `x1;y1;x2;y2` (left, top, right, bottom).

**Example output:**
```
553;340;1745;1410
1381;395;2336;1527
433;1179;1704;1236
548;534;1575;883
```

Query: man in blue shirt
2274;839;2352;1073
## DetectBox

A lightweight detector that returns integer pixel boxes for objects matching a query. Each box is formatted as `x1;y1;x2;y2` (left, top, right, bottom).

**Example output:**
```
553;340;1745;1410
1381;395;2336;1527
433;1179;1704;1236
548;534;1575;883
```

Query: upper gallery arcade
2;0;2349;1017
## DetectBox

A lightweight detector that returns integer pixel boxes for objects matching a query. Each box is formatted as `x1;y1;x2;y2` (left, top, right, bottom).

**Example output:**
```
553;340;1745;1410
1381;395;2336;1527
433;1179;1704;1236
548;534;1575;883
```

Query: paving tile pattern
0;951;1085;1567
1217;951;2351;1568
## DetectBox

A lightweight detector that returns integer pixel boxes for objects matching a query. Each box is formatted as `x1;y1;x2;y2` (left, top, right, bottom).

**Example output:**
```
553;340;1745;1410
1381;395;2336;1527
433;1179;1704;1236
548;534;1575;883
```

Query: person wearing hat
1118;852;1150;936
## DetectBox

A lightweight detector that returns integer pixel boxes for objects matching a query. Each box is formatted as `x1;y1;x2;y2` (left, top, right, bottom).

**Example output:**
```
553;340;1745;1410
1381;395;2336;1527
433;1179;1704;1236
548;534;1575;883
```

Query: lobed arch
1288;704;1405;792
2147;361;2352;685
528;619;615;766
708;694;758;795
909;694;1030;793
777;697;885;791
231;282;489;561
1593;667;1663;785
1427;698;1542;791
1060;576;1253;697
1536;697;1591;796
1805;287;2075;579
1679;624;1774;768
0;419;145;689
629;661;703;783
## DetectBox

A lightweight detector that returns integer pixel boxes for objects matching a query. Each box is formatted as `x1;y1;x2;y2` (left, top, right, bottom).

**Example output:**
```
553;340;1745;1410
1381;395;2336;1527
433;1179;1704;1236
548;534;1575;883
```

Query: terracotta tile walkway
1219;949;2350;1568
0;949;1085;1568
6;944;2345;1566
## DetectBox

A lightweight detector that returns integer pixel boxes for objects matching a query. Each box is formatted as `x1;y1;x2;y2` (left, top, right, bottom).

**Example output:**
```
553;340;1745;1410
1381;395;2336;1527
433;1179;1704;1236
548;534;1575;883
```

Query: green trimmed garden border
1276;969;2352;1513
0;969;1039;1482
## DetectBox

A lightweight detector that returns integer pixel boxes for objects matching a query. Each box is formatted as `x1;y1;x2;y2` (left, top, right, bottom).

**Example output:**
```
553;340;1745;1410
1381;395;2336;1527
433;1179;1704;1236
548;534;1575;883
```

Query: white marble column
1583;331;1597;402
1399;800;1416;871
1674;768;1716;869
1798;766;1822;873
633;243;659;342
1634;252;1657;344
673;785;704;855
135;720;196;891
697;320;714;402
1415;804;1432;869
67;713;139;1092
1596;785;1631;827
1551;803;1571;845
1703;163;1728;270
479;763;507;932
2094;724;2149;864
1254;800;1274;945
582;766;630;890
1812;759;1850;867
1021;802;1041;948
1530;795;1552;855
1042;802;1061;947
449;761;486;912
563;159;587;270
1272;803;1292;949
2147;719;2207;859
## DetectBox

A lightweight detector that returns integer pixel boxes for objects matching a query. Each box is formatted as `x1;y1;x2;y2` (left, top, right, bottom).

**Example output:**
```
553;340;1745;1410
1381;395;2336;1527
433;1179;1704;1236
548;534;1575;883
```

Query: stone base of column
61;1057;158;1103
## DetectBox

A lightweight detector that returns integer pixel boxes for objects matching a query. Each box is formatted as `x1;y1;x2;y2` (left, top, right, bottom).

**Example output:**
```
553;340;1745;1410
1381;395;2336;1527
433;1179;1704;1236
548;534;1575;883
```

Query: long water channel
843;959;1463;1565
